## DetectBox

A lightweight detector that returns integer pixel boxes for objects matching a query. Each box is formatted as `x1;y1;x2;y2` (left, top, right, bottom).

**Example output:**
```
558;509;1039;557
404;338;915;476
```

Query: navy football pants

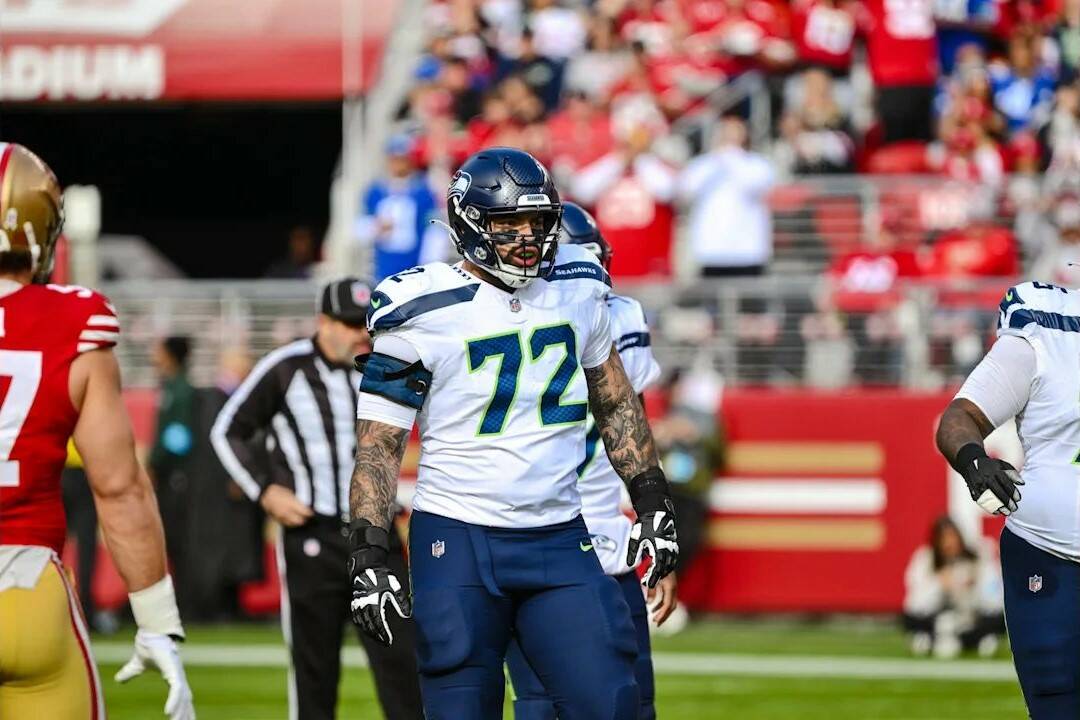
408;511;640;720
1000;527;1080;719
505;570;656;720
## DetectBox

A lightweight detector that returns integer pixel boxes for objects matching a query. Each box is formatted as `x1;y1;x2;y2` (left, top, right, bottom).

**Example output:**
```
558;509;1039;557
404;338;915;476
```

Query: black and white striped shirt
210;338;361;522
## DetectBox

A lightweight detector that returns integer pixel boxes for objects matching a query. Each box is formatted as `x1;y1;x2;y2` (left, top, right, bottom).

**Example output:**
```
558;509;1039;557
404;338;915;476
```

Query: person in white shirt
901;516;1004;659
936;280;1080;719
678;115;776;276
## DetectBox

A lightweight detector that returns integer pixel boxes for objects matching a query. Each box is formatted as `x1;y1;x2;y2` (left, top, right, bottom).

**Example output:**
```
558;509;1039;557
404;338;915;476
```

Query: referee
211;278;423;720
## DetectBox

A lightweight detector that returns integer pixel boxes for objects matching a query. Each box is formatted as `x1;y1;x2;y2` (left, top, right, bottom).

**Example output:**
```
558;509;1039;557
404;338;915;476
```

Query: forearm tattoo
585;346;659;483
936;399;993;465
349;420;409;530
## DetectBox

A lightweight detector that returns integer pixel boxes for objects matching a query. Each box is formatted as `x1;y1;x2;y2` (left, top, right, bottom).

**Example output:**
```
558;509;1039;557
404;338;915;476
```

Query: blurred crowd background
2;0;1062;640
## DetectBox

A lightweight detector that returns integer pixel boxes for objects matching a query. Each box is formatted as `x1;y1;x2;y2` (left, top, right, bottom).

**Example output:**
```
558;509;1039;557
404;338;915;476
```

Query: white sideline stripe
90;644;1018;682
709;478;886;514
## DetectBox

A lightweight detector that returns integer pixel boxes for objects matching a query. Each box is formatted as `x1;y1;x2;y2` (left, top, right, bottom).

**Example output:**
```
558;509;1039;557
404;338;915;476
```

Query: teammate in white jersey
937;280;1080;719
504;203;673;720
346;148;679;720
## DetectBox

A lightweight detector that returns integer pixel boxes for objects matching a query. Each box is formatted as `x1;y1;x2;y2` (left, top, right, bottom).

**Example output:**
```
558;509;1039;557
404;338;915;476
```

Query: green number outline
464;322;586;435
528;322;588;428
465;330;524;436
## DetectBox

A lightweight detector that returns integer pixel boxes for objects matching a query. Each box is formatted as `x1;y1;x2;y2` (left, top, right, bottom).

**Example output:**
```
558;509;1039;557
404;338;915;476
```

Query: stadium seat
866;142;930;174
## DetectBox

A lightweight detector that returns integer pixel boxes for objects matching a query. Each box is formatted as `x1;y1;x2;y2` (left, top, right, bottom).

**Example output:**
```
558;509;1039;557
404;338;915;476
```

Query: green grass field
94;618;1028;719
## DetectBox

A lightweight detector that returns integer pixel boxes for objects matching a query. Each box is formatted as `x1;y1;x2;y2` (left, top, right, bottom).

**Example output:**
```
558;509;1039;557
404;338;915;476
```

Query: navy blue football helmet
446;147;562;288
560;202;611;271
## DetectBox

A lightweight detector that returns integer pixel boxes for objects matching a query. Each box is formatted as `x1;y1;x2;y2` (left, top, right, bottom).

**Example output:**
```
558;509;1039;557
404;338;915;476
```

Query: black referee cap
320;277;372;326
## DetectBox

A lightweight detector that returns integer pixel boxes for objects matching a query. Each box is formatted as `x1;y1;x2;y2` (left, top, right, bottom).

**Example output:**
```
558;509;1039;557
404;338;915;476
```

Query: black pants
875;85;934;143
278;517;423;720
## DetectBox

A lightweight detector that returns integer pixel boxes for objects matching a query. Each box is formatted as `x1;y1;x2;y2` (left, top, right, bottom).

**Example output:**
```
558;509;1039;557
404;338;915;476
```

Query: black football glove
955;443;1025;516
627;468;680;588
347;521;411;646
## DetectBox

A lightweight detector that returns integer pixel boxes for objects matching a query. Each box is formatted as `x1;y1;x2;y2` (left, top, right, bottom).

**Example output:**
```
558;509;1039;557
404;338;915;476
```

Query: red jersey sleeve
72;290;120;354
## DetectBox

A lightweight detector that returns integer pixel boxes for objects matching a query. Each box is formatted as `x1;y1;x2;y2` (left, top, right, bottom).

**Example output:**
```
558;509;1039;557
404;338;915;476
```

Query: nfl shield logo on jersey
1029;574;1043;593
509;297;522;313
432;540;445;558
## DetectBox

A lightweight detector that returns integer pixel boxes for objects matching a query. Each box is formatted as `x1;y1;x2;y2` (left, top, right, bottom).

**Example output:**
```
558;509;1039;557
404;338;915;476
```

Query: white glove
115;630;195;720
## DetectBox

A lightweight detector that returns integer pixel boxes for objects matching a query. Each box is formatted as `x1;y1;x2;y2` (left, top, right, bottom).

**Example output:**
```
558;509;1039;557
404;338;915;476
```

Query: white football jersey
365;244;612;528
578;294;661;575
996;281;1080;561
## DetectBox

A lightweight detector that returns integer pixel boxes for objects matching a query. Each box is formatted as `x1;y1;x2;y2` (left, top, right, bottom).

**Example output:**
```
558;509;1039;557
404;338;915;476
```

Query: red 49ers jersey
0;283;119;553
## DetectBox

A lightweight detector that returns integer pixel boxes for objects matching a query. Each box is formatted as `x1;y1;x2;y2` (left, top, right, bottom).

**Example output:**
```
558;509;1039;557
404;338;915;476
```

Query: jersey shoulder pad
545;244;612;293
607;294;652;353
367;263;480;333
38;284;120;353
999;281;1080;334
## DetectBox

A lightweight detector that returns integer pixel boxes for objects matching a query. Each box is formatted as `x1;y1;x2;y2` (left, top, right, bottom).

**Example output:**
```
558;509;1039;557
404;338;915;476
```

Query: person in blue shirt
989;34;1057;135
355;136;445;282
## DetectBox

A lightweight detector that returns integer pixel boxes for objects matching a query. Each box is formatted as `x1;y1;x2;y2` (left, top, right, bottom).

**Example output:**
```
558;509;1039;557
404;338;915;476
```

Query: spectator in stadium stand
1049;0;1080;83
678;115;775;277
902;516;1005;659
149;335;197;616
563;17;633;102
529;0;589;61
441;57;483;126
824;210;920;384
494;28;564;112
264;226;318;279
925;113;1005;186
791;0;857;76
774;67;856;175
989;31;1057;135
548;90;616;186
572;103;677;278
924;222;1019;277
1030;193;1080;286
862;0;939;143
934;0;1002;76
354;135;446;283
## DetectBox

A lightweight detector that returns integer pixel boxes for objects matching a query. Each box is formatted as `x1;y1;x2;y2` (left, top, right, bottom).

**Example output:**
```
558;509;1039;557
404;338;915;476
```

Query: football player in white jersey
937;280;1080;719
346;148;679;720
504;203;674;720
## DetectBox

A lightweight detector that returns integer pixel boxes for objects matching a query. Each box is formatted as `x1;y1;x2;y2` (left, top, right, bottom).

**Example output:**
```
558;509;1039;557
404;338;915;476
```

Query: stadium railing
103;175;1025;390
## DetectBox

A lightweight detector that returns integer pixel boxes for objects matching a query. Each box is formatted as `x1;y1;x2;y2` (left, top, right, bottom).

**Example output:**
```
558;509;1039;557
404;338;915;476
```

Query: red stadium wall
680;389;977;613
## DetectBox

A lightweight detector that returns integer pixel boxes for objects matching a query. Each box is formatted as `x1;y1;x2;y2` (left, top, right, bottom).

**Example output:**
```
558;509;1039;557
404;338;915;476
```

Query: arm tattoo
936;399;994;465
584;346;659;483
349;420;409;530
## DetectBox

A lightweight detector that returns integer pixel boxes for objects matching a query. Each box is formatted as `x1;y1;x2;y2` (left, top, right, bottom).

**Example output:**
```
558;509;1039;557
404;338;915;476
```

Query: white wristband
129;574;185;639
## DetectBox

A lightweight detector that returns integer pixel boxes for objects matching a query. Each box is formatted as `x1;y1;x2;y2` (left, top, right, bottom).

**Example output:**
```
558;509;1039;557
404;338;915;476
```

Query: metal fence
104;174;1027;389
103;275;1008;392
763;174;1019;274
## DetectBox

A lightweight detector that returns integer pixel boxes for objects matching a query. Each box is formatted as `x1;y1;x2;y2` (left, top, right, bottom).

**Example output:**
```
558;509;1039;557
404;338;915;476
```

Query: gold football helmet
0;143;63;282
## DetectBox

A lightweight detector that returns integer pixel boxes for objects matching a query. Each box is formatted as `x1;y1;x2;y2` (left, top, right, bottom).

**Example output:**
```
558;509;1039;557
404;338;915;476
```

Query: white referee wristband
129;574;185;640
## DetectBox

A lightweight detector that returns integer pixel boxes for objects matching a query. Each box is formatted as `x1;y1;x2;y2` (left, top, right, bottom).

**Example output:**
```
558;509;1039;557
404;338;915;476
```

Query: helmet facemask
451;196;562;289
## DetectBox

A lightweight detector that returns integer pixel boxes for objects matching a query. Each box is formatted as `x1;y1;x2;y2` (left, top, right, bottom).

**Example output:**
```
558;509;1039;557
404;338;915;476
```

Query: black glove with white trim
955;443;1025;516
626;468;680;588
347;521;412;646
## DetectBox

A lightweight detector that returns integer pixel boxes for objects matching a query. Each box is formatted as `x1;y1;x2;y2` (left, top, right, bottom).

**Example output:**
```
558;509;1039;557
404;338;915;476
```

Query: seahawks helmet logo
448;171;472;200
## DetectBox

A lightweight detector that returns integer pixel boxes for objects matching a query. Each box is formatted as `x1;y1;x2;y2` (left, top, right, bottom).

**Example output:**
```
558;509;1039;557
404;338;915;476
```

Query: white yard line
91;643;1017;682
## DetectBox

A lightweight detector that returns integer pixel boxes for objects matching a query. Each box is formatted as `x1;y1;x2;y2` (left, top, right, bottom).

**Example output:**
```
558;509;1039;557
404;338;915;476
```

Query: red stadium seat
866;142;930;174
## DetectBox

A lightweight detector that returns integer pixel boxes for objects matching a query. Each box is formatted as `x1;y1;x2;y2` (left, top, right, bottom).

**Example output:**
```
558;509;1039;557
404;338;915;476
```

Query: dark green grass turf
95;619;1027;719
